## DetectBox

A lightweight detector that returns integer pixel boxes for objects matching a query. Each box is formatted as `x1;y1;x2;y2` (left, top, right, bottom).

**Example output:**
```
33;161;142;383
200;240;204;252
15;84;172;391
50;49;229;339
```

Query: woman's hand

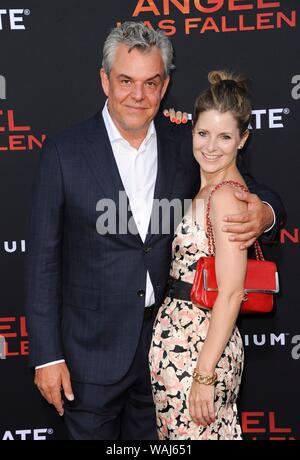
163;108;189;124
189;381;216;426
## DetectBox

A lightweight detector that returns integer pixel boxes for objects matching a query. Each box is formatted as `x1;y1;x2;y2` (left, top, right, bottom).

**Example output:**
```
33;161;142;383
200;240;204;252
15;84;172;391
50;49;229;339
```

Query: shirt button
144;246;152;253
137;290;145;297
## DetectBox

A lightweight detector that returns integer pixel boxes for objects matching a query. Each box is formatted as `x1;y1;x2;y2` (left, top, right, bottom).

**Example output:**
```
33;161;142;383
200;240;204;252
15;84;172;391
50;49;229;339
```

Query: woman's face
192;109;248;175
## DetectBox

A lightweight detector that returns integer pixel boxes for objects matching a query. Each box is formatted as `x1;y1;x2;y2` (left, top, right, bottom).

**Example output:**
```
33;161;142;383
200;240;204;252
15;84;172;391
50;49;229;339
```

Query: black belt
144;303;157;320
165;277;192;302
143;277;192;321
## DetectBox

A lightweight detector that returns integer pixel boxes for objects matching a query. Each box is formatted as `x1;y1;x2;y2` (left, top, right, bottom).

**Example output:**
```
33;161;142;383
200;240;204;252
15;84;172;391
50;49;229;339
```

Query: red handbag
190;181;279;314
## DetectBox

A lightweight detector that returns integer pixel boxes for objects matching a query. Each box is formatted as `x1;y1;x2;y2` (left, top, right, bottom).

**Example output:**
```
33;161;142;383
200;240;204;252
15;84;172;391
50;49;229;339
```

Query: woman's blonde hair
193;70;252;134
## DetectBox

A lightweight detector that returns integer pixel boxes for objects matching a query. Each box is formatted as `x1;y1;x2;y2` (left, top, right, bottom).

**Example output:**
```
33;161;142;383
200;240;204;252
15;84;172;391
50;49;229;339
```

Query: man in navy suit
25;22;285;440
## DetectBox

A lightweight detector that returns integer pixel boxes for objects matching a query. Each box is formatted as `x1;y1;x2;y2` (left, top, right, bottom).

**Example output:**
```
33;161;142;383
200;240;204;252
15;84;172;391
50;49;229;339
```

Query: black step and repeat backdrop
0;1;299;441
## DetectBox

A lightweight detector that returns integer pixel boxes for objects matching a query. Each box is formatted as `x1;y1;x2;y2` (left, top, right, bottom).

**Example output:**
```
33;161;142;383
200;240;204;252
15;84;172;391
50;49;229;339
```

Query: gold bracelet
192;369;217;386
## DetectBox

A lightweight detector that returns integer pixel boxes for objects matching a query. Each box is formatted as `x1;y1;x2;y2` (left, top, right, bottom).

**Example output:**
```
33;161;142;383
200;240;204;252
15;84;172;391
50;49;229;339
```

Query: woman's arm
189;185;247;425
198;186;247;371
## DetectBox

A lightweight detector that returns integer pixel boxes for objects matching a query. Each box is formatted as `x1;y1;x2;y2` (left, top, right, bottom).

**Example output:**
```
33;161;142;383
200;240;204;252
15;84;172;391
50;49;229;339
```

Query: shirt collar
102;100;156;149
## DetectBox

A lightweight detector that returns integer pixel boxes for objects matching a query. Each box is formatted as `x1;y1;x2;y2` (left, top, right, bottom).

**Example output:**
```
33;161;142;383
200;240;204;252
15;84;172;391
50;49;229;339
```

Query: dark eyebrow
197;128;233;135
117;74;162;81
118;74;133;80
146;74;162;81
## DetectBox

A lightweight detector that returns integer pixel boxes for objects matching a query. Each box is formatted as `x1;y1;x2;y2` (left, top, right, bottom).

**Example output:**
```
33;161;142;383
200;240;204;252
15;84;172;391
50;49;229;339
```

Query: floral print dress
149;214;244;440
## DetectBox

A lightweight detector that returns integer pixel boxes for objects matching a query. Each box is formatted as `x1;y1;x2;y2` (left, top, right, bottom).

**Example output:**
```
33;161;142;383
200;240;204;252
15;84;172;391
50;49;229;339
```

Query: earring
239;145;243;149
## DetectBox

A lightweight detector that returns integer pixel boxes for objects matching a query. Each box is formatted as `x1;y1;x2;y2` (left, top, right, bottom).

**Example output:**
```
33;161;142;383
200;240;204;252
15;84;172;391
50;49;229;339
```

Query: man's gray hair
102;22;175;77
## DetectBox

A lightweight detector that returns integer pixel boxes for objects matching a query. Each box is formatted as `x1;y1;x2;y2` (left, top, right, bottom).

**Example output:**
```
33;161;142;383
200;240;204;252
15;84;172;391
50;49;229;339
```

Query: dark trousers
63;315;158;440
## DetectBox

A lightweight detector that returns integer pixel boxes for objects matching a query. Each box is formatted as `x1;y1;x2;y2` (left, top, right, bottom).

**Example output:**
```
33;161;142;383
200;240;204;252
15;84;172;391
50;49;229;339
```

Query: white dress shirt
102;101;157;308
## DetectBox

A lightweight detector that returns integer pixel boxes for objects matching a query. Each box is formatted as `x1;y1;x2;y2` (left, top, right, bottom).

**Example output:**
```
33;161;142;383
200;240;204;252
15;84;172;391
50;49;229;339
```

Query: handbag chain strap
206;180;265;261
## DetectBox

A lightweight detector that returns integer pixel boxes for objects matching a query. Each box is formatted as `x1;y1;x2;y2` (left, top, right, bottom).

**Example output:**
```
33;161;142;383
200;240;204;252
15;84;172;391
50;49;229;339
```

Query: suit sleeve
242;172;286;242
24;139;65;367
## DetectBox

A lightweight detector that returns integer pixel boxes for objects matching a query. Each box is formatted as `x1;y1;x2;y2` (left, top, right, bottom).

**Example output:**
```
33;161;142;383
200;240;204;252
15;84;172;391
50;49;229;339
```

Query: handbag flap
198;257;279;293
244;259;279;292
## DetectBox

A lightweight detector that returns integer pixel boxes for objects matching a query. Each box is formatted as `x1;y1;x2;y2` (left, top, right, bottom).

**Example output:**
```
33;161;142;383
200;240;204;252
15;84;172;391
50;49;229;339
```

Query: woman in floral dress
149;70;252;440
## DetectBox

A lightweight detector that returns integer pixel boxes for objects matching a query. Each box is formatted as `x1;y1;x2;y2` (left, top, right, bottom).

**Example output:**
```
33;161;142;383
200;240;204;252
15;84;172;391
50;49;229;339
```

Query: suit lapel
145;118;178;244
83;112;142;243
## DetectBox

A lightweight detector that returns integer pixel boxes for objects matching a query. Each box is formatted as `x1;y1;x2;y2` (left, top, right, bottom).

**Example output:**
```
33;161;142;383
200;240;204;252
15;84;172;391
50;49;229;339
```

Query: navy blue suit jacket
24;111;285;384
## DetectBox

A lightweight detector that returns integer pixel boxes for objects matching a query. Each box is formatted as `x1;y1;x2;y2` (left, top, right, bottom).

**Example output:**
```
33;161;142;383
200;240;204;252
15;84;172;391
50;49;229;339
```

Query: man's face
100;44;170;141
